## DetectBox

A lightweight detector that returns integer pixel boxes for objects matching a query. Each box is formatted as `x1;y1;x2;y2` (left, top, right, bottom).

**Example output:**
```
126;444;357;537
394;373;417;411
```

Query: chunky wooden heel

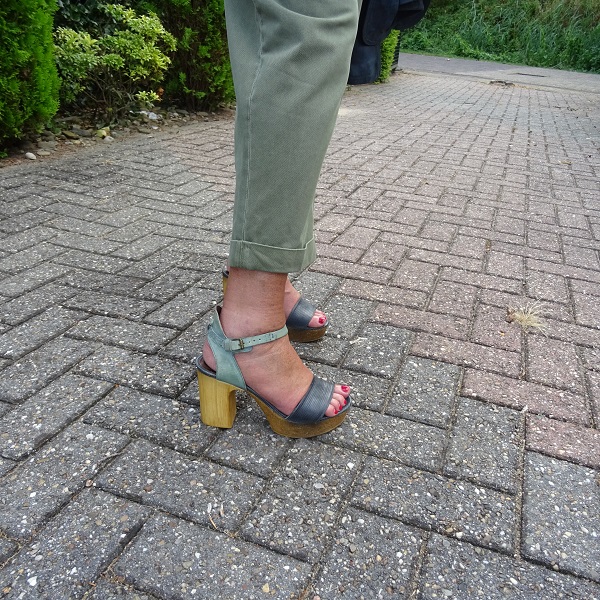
197;370;238;428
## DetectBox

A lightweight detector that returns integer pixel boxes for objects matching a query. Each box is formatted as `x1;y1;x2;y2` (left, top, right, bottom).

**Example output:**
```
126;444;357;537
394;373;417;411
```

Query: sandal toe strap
287;297;321;330
287;377;335;424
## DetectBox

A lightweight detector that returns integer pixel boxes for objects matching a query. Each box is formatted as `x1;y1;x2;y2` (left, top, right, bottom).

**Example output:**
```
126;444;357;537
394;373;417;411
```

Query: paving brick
471;303;522;352
291;270;341;308
240;440;359;561
527;257;600;284
134;267;207;302
143;285;219;329
334;225;380;250
527;335;584;393
445;398;522;494
462;368;590;424
313;256;393;284
0;375;112;460
449;234;488;259
387;357;460;428
522;452;600;582
526;414;600;469
353;457;516;553
324;406;445;471
59;268;147;295
295;335;349;366
314;507;424;598
0;337;95;404
572;291;600;329
113;513;311;597
335;367;391;411
411;333;521;378
392;259;439;293
53;249;133;274
68;315;178;354
408;248;482;272
75;345;194;398
0;422;128;539
321;294;374;339
64;290;160;321
0;242;66;274
97;439;260;532
440;266;522;294
420;533;600;599
343;322;412;378
159;315;211;362
0;227;56;253
50;231;124;255
84;384;213;455
0;306;86;360
428;280;478;318
0;263;71;298
486;250;524;279
526;270;570;303
338;279;427;309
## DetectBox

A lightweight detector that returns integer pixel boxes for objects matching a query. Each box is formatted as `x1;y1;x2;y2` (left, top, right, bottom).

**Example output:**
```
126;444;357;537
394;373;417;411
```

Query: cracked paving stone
315;507;424;598
388;357;460;428
344;323;412;378
0;375;113;460
68;315;179;354
0;337;95;403
522;452;600;582
0;489;150;599
83;386;214;455
0;537;18;564
323;407;445;471
0;422;128;539
240;439;360;562
444;397;522;494
420;533;600;599
96;439;261;532
113;513;311;599
353;457;516;553
75;345;194;398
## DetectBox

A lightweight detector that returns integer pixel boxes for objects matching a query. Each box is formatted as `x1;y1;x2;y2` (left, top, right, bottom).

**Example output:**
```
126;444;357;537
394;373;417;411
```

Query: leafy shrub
379;30;400;82
134;0;234;110
0;0;60;151
54;3;176;117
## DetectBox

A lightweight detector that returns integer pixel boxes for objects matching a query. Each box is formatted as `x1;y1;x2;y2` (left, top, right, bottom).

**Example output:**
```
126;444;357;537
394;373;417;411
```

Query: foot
203;269;348;418
283;279;327;329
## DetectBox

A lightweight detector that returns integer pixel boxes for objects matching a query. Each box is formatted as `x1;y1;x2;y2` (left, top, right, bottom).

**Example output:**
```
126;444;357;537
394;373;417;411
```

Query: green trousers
225;0;360;273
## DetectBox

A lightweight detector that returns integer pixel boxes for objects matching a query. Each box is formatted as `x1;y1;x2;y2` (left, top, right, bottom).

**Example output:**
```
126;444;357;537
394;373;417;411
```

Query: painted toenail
341;385;349;393
318;317;326;324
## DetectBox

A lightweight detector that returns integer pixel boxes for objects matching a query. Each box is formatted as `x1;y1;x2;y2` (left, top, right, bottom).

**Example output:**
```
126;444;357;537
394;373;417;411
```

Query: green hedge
134;0;234;110
0;0;60;150
400;0;600;73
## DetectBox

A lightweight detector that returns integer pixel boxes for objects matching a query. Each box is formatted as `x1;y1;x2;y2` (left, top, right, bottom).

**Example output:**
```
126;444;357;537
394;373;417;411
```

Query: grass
399;0;600;73
506;301;548;334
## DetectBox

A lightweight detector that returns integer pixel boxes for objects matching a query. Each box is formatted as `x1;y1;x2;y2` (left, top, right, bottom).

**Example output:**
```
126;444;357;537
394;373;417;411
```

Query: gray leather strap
286;297;321;330
206;307;287;390
286;377;336;424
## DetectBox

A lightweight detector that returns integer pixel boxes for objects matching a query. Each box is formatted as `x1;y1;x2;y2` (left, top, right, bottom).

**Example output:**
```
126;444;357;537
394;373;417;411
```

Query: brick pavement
0;56;599;598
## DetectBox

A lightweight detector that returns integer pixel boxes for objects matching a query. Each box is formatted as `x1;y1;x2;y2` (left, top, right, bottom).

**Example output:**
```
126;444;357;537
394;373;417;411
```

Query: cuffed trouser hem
229;238;316;274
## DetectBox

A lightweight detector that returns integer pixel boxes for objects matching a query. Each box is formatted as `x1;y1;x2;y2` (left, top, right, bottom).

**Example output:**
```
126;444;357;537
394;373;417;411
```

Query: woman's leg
226;0;360;272
202;0;358;419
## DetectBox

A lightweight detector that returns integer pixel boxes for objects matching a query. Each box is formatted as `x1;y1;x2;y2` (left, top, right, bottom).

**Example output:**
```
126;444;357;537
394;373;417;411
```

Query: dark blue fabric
348;0;430;85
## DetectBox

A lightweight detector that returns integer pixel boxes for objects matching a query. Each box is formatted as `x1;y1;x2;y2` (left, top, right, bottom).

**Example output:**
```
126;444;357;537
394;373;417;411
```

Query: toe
308;309;327;329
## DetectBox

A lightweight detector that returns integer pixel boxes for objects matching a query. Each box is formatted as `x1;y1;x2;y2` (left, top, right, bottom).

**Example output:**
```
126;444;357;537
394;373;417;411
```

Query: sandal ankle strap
206;307;288;390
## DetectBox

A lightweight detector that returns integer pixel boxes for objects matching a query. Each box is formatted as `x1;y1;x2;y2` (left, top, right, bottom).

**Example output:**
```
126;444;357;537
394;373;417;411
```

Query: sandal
196;308;350;438
222;269;328;343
